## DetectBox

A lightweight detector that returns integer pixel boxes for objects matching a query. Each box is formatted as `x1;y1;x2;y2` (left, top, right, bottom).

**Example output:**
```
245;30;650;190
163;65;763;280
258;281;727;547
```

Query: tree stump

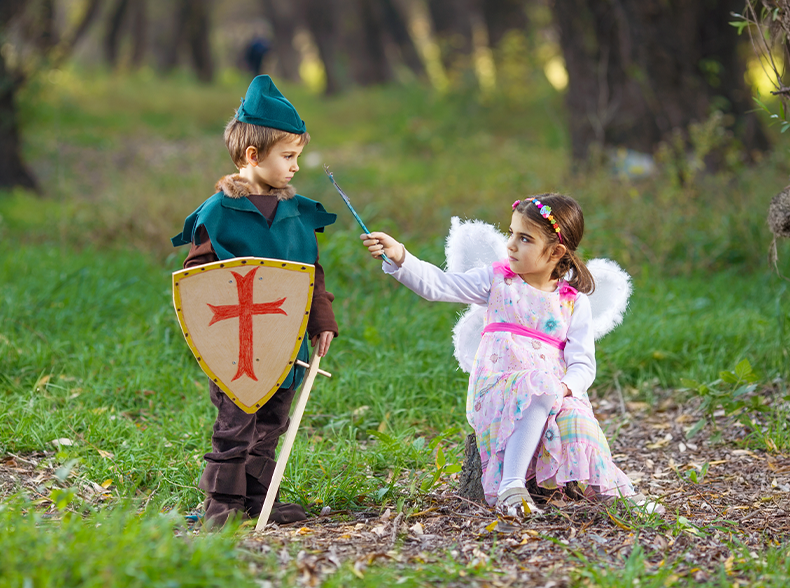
458;433;485;503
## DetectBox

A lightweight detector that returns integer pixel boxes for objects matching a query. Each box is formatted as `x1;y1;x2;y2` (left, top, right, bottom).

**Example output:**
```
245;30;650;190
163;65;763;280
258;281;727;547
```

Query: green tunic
172;192;337;388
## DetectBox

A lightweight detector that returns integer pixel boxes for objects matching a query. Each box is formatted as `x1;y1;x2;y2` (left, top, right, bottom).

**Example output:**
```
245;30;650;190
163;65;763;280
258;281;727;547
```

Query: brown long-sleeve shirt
183;194;338;339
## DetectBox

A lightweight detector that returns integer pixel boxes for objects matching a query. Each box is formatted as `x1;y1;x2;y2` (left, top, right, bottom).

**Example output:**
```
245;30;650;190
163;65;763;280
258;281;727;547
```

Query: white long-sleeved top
383;250;596;398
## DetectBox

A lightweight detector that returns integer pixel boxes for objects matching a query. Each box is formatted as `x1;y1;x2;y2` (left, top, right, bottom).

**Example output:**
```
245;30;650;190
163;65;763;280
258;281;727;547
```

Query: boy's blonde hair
224;116;310;168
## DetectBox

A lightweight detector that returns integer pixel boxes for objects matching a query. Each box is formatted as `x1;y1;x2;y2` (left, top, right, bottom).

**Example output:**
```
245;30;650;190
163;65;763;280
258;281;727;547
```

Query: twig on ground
388;511;404;549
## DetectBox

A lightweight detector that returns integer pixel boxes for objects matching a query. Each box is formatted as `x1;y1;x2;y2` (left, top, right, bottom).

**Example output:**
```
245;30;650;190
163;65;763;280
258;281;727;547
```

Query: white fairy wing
445;218;632;372
452;304;487;373
586;258;632;340
445;217;507;273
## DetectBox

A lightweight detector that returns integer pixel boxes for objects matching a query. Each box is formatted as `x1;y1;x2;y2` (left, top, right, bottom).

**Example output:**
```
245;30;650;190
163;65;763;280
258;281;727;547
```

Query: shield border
172;257;315;413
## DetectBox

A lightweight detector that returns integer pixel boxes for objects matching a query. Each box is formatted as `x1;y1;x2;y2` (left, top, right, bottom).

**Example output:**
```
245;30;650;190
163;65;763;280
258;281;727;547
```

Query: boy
172;75;338;527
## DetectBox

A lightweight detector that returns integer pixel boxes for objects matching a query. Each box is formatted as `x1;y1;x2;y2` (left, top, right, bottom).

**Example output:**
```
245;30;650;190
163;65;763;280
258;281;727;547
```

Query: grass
1;66;789;586
0;495;258;588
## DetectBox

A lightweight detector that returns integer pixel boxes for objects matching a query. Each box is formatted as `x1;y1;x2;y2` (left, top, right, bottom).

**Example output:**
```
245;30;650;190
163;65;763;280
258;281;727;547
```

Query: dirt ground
2;396;789;587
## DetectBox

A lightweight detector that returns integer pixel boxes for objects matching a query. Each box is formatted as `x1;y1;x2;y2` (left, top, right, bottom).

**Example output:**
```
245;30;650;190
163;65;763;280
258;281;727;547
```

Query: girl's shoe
496;487;544;517
623;493;665;514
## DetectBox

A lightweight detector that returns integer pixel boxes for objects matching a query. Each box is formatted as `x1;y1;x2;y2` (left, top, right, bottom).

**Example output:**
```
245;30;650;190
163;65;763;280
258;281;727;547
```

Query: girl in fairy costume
361;194;643;516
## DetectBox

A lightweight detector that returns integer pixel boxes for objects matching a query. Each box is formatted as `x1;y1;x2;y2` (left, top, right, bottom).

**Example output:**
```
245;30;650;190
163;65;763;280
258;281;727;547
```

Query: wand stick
324;165;394;266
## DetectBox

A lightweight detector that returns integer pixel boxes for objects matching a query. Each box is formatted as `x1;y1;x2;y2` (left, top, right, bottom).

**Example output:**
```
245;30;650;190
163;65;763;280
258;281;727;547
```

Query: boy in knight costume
172;75;338;527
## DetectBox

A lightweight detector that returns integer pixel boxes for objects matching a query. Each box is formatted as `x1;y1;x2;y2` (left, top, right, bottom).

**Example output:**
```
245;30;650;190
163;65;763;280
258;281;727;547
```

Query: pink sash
482;322;566;350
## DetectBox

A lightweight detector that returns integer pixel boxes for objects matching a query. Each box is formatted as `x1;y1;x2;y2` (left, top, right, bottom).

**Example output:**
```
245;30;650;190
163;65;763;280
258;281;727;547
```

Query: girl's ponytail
563;251;595;294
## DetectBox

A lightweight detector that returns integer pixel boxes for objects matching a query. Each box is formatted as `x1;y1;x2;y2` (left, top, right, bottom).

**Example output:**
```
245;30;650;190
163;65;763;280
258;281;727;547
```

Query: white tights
497;392;555;496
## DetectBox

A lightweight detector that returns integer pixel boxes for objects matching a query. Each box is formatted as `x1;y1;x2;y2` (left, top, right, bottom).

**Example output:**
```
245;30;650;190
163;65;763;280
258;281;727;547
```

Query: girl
361;194;637;516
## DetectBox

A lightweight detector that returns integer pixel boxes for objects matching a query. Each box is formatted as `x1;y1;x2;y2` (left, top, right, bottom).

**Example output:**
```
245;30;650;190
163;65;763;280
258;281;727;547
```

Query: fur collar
215;174;296;201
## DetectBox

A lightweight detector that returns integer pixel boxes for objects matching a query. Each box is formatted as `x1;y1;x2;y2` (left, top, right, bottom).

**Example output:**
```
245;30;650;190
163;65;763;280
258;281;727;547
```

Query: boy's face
250;135;304;190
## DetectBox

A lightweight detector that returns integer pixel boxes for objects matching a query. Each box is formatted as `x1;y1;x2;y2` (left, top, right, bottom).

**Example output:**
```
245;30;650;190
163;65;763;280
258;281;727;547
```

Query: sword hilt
295;359;331;378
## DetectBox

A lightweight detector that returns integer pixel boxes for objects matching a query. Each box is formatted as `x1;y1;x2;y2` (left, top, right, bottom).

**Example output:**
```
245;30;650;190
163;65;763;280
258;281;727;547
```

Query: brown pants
198;380;297;497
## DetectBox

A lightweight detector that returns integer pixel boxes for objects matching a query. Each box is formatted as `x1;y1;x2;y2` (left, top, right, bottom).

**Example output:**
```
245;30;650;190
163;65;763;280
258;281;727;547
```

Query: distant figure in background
245;37;270;75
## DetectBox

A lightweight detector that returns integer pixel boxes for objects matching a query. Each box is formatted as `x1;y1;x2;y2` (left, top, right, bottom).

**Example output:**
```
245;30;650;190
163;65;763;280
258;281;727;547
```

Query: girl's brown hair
514;193;595;294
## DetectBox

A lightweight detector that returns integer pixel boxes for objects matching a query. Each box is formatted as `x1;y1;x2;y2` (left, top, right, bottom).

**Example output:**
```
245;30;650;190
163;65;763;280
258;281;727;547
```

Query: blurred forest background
0;0;784;190
2;0;790;278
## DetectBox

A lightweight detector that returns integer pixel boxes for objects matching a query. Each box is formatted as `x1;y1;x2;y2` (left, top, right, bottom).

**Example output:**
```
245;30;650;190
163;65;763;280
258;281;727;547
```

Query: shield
172;257;315;413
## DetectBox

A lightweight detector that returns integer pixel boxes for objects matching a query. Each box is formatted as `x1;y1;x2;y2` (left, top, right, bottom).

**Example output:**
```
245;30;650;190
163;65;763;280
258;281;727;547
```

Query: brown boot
245;475;307;524
203;493;247;529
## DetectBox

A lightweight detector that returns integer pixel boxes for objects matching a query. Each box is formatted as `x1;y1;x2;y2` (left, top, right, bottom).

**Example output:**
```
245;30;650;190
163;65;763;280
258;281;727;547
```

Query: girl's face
506;211;561;290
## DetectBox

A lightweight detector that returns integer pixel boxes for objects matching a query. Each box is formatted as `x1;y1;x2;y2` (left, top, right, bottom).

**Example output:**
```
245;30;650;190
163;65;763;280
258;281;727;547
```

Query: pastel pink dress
469;262;634;505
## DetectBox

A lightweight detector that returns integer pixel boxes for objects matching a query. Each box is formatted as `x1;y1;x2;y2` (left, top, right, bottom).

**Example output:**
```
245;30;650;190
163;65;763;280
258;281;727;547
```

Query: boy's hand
311;331;334;357
562;383;572;398
360;232;405;266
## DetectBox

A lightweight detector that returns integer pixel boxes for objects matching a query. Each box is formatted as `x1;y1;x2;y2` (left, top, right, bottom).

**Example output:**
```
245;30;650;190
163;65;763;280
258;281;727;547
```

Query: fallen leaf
51;438;73;447
626;471;645;483
607;512;632;531
724;554;734;575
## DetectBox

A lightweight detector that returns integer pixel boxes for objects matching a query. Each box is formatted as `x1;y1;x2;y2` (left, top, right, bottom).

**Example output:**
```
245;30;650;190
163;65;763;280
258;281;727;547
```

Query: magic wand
324;165;394;266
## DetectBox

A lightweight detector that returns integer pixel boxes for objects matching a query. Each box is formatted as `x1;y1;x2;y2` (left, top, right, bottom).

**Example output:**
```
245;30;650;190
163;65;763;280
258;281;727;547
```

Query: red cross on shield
172;257;315;413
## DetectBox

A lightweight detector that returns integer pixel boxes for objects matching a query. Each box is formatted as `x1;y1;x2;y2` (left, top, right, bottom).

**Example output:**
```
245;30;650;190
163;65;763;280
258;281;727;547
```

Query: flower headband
512;199;563;243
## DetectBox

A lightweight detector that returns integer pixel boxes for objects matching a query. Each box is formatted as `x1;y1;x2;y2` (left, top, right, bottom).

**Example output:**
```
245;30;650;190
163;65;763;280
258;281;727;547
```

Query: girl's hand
562;383;572;398
360;232;406;266
311;331;334;357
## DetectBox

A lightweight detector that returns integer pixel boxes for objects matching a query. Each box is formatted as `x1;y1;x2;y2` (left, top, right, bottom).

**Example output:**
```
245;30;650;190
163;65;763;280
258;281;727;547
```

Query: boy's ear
244;146;259;166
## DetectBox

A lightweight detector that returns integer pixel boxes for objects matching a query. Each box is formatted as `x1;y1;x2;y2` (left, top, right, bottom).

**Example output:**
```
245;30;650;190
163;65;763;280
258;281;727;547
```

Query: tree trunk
303;0;343;95
130;0;147;68
185;0;213;82
161;0;188;72
426;0;475;71
344;0;394;85
104;0;130;67
458;433;486;503
552;0;769;160
37;0;59;51
160;0;213;82
481;0;527;49
0;52;36;191
67;0;103;51
0;0;102;192
261;0;302;82
380;0;426;78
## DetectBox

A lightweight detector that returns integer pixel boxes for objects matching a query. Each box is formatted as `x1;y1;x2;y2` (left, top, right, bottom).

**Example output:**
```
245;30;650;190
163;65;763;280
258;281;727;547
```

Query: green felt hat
236;75;306;134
